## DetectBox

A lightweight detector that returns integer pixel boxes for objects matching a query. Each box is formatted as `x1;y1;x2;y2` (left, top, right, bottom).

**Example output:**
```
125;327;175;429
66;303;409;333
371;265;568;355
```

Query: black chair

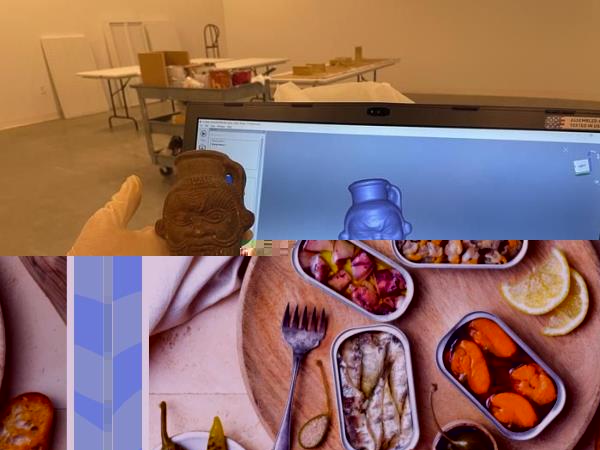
204;24;221;58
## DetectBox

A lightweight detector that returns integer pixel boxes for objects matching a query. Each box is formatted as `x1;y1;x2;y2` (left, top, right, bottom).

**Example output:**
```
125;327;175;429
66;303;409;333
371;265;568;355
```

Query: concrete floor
0;107;174;255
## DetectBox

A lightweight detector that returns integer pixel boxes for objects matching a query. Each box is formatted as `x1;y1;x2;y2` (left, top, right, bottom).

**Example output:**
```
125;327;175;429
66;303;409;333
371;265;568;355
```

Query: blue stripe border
74;257;142;450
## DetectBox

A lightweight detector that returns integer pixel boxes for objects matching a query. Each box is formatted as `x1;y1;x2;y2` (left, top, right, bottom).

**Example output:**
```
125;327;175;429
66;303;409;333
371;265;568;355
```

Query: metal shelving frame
133;82;267;174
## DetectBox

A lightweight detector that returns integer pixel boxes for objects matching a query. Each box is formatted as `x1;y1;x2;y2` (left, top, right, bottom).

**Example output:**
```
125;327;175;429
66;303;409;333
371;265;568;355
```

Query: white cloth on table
146;256;247;335
273;81;414;103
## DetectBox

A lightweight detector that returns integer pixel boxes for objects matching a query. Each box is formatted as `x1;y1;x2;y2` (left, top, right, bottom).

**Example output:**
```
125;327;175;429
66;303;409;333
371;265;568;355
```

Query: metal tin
292;240;415;322
436;311;567;441
331;324;420;450
391;240;529;270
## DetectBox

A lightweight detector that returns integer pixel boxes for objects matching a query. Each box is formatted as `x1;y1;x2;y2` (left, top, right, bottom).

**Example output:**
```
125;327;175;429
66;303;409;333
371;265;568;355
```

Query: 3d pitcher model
339;178;412;240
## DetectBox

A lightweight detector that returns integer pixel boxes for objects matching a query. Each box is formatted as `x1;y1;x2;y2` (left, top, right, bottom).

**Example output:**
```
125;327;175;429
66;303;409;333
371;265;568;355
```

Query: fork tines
282;303;327;334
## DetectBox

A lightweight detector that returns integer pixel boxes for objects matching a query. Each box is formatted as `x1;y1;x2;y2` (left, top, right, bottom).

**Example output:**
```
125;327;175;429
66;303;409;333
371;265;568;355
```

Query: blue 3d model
339;178;412;240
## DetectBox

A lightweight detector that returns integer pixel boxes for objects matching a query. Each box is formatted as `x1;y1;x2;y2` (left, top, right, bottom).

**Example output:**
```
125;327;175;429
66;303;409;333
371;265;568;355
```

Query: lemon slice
500;248;570;315
542;269;589;336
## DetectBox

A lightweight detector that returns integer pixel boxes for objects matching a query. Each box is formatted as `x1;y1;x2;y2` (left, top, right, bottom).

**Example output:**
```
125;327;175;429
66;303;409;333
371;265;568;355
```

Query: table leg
106;78;139;131
263;78;271;102
119;79;139;131
373;70;378;81
107;80;118;129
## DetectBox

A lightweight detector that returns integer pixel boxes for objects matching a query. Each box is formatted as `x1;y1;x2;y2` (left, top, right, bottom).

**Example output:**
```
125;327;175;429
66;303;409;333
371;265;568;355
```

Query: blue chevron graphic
113;257;142;301
113;292;142;356
74;294;104;356
73;257;103;300
73;346;103;402
114;390;142;450
113;342;141;413
75;257;142;450
75;391;103;429
75;411;104;450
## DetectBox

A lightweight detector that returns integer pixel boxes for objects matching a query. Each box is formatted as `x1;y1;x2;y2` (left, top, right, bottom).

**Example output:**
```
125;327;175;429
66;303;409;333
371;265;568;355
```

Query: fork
273;304;328;450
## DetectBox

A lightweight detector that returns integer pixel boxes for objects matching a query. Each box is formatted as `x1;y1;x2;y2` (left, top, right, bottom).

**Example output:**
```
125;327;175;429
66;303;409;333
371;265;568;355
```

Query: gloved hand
68;175;254;256
67;176;170;256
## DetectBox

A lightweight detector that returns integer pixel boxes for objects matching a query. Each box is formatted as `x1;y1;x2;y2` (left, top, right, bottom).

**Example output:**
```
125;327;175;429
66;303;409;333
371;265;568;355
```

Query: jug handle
387;184;403;209
388;184;413;236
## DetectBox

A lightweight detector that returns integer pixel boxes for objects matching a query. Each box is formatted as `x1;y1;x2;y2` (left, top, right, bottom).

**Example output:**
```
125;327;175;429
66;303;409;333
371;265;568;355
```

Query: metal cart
133;82;267;175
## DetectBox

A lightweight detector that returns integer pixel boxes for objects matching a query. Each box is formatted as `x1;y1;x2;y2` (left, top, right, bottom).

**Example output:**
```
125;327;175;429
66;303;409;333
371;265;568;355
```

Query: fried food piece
402;240;429;261
483;250;507;265
510;364;557;406
450;340;491;395
0;393;54;450
424;241;444;263
502;240;523;259
476;240;501;250
445;240;463;264
468;318;517;358
461;247;480;264
488;392;538;429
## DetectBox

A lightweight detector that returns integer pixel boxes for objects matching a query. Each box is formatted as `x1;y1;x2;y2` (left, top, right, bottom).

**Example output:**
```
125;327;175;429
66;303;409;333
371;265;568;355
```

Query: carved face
156;178;253;255
346;208;406;240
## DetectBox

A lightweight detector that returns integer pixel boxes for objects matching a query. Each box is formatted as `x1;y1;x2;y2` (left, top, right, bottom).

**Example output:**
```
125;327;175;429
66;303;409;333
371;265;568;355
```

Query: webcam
367;106;390;117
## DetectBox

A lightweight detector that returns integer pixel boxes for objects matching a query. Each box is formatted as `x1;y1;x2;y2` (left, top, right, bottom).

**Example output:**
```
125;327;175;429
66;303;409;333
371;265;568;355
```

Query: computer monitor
184;103;600;239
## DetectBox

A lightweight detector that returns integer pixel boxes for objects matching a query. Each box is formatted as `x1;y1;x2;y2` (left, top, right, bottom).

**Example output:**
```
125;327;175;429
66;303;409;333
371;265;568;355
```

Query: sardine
340;333;413;450
359;333;387;397
366;376;385;450
340;337;363;390
386;337;408;416
341;367;376;450
397;400;413;448
382;380;401;449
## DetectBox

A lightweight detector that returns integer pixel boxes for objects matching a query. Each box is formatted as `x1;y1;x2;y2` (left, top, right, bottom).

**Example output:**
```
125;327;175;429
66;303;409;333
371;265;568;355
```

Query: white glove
67;176;170;256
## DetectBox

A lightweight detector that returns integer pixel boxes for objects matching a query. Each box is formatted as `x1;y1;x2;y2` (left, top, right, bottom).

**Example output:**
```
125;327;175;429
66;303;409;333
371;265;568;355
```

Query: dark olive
431;384;494;450
437;427;495;450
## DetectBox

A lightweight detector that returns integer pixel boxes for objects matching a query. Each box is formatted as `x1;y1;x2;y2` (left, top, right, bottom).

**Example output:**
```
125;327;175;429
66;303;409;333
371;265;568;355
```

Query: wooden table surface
240;241;600;450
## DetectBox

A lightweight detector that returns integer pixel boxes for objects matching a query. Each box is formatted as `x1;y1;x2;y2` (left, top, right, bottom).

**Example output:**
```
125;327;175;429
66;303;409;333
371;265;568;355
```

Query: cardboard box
138;51;190;86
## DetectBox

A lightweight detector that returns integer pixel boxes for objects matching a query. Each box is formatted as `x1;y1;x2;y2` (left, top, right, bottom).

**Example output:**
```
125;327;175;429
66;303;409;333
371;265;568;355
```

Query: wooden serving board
238;241;600;450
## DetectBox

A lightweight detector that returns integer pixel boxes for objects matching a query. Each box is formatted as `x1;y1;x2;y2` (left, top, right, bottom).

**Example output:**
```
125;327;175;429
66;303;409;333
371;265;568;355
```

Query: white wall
0;0;227;130
223;0;600;101
4;0;599;131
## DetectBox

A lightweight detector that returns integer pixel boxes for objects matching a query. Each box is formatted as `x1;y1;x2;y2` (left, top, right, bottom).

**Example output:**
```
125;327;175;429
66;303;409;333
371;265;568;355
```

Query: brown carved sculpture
156;150;255;255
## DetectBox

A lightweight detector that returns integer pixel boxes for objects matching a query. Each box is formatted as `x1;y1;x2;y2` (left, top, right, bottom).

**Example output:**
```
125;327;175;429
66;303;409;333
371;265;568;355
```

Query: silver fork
273;304;328;450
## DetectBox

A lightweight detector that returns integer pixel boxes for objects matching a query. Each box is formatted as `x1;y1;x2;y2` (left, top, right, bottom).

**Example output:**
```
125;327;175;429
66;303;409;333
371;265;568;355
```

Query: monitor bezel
183;101;600;150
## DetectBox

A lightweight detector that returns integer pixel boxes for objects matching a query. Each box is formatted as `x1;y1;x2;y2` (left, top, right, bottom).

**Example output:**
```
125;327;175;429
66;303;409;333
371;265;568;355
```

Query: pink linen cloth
145;256;248;335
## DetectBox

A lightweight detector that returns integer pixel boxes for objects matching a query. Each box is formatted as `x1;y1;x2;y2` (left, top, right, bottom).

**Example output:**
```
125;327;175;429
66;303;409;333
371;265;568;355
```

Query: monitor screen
194;118;600;239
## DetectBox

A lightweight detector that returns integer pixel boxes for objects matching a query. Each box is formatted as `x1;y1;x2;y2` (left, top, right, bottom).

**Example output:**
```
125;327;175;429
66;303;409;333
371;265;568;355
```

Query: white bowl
152;431;247;450
431;420;498;450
